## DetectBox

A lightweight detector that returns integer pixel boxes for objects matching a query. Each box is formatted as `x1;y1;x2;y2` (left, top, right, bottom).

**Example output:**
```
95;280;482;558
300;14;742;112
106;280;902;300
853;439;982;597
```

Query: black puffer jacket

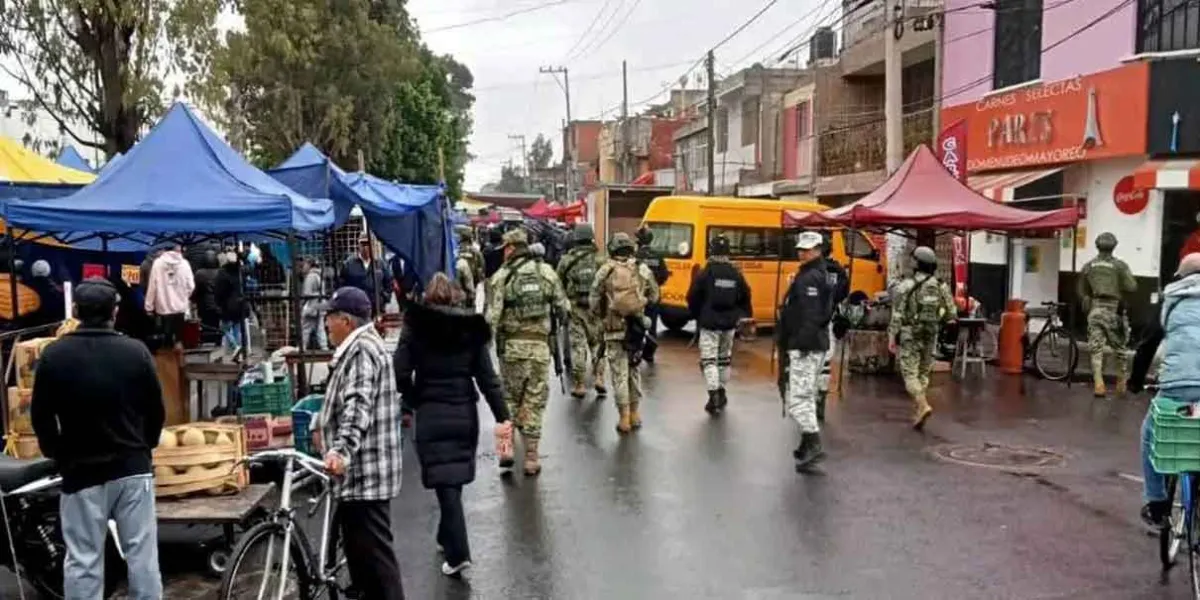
779;258;832;353
687;258;751;331
393;302;509;489
214;262;247;321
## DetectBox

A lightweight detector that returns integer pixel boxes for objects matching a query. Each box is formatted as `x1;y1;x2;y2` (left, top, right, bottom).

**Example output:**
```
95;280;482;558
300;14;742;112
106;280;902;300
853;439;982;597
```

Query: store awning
1132;159;1200;190
968;166;1065;203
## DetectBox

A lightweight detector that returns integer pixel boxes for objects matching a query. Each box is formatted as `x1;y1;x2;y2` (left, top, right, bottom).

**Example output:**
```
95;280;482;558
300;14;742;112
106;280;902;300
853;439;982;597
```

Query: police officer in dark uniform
635;226;670;363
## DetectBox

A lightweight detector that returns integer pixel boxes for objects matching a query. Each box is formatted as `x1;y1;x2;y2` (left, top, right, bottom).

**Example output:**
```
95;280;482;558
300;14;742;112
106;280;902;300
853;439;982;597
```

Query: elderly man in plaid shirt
318;286;405;599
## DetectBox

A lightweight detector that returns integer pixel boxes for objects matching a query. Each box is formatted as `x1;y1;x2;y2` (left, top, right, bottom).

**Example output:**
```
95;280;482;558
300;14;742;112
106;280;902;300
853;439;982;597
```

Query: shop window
1138;0;1200;53
991;0;1043;90
741;96;760;148
716;108;729;153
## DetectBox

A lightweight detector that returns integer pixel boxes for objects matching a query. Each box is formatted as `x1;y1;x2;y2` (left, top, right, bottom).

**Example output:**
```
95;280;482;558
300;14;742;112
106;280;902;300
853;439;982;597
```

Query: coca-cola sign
935;120;968;183
1113;175;1148;215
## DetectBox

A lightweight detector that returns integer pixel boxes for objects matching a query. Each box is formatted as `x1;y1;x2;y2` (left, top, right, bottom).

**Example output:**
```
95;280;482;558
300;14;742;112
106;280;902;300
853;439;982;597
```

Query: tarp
523;198;551;218
4;103;334;237
0;136;94;184
269;142;453;286
55;146;95;173
100;152;123;173
784;146;1080;231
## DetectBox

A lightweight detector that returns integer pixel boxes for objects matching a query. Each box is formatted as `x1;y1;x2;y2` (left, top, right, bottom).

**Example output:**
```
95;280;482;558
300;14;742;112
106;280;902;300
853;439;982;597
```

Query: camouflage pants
699;328;734;391
1087;307;1130;380
605;341;642;408
500;357;551;440
786;350;824;433
897;329;938;399
567;307;605;386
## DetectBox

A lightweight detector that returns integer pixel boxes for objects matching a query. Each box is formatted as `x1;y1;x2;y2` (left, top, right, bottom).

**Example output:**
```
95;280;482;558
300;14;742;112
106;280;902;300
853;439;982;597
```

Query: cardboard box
15;338;56;390
7;386;32;434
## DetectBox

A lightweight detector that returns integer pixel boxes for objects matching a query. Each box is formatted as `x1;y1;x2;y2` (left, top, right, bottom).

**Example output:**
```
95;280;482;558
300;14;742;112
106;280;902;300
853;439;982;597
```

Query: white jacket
145;250;196;315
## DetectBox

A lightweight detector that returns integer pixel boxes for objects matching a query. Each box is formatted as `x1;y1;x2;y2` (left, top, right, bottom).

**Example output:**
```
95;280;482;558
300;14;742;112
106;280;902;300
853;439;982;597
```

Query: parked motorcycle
0;456;124;599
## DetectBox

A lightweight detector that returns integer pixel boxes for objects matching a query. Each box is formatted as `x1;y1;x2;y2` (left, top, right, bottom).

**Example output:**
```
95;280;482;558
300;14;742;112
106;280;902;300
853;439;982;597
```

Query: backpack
906;275;946;327
502;259;552;320
605;260;647;318
707;264;739;311
562;251;598;306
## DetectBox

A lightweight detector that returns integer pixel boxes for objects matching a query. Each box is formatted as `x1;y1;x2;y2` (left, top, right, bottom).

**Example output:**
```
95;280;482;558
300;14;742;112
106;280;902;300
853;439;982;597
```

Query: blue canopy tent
269;142;455;289
4;104;333;242
55;146;95;173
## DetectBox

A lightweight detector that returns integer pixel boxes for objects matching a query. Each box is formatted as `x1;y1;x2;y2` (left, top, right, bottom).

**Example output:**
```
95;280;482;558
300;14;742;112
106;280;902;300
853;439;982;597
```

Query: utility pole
540;66;573;201
508;134;528;191
705;50;716;196
621;60;630;183
930;11;944;134
884;0;907;284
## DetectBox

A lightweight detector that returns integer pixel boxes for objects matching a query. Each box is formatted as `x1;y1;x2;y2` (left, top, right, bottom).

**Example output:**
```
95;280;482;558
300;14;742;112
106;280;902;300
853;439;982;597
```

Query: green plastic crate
292;394;323;457
1150;396;1200;474
239;377;294;417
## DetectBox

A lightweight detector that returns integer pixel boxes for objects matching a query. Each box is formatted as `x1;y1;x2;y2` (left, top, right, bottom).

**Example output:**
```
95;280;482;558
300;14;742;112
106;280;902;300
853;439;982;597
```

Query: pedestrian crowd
26;220;969;598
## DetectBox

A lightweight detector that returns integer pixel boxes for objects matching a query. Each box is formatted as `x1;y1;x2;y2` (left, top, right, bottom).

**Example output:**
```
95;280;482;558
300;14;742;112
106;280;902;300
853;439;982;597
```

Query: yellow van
641;196;886;331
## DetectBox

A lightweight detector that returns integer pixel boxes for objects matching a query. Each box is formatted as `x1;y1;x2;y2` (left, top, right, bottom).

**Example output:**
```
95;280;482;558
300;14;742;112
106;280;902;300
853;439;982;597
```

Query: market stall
783;145;1081;380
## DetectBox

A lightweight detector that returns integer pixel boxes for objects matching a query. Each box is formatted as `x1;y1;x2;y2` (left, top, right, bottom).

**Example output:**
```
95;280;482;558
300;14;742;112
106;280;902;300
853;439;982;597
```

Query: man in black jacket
687;235;751;414
636;226;670;363
778;231;833;471
820;233;851;403
31;278;165;598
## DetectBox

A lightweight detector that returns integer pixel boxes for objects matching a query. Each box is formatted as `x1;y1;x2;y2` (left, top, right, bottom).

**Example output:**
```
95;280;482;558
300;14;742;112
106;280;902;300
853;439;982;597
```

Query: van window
708;227;783;258
646;222;693;258
845;231;877;259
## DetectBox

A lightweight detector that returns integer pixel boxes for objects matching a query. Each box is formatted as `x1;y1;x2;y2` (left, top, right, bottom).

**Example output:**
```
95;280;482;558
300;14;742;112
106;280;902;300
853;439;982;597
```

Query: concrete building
598;115;685;185
0;89;103;166
938;0;1171;320
671;65;809;196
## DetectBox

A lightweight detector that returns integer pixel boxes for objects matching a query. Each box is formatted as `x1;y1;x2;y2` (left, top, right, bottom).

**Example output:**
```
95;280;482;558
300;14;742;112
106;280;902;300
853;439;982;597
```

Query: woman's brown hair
424;272;465;307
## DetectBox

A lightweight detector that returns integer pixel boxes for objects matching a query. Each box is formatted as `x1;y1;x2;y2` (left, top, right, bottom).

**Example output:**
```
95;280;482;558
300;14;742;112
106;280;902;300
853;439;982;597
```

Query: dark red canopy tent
783;145;1079;231
523;198;552;219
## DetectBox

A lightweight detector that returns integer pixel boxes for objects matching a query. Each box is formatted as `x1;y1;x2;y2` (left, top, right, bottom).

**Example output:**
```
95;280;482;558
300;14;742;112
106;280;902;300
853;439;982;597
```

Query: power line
423;0;577;33
572;0;628;58
712;0;784;52
575;0;644;58
561;0;619;60
474;59;695;92
725;0;841;72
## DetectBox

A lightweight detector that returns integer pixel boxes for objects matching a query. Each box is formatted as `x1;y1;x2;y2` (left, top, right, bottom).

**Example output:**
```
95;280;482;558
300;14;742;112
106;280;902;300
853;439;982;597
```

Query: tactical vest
906;275;945;326
707;263;739;311
562;249;599;307
1085;257;1121;301
502;258;552;320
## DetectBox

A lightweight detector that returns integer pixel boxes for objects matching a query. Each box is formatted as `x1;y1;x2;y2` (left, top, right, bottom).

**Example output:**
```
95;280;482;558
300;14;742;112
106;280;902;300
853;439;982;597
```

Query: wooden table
283;349;333;397
157;483;276;577
182;360;243;422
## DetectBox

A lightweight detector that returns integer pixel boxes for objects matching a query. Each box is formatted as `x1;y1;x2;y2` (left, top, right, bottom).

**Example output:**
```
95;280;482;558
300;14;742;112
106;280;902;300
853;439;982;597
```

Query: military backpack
562;251;599;307
604;260;647;318
906;275;946;327
502;258;552;320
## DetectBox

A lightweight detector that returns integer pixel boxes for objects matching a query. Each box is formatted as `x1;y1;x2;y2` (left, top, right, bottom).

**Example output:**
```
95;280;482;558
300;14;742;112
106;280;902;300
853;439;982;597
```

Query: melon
213;432;234;446
185;465;208;477
159;430;178;449
153;466;173;479
179;428;206;447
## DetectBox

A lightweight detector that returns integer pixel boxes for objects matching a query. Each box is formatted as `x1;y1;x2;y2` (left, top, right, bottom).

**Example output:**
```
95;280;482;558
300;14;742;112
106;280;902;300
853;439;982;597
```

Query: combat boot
523;438;541;476
595;383;608;397
715;388;728;411
629;402;642;429
571;380;587;400
704;390;719;415
1092;355;1107;397
794;432;826;470
616;405;632;433
1115;378;1128;395
912;394;933;431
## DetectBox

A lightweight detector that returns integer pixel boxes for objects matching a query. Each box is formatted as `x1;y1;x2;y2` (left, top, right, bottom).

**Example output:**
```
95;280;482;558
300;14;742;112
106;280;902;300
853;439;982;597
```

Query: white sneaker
441;560;471;576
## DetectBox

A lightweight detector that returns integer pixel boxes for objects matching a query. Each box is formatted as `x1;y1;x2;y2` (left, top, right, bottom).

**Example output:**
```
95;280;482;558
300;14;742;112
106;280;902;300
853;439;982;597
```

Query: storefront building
938;62;1152;319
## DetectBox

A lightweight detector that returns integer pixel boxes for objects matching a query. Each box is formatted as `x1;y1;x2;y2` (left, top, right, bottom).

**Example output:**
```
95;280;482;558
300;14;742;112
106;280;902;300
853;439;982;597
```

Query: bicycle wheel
219;521;317;600
1162;476;1184;570
1033;327;1079;381
1187;476;1200;599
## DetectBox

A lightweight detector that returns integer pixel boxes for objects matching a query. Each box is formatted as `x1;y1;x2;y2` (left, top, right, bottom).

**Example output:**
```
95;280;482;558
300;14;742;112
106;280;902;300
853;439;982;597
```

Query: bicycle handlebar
237;448;330;482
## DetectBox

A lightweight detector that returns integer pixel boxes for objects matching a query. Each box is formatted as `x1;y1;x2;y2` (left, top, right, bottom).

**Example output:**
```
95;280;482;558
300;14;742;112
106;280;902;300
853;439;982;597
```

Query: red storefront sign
1113;175;1148;215
937;120;970;296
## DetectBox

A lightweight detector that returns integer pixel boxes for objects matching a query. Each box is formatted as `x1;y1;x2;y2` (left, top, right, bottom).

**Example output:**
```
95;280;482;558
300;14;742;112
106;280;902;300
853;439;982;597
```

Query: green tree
207;0;418;168
495;164;527;193
528;134;553;171
0;0;224;157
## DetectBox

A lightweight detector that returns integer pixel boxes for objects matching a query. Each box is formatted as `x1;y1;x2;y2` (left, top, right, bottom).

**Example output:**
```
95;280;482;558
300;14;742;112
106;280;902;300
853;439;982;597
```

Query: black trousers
435;486;470;566
337;500;405;600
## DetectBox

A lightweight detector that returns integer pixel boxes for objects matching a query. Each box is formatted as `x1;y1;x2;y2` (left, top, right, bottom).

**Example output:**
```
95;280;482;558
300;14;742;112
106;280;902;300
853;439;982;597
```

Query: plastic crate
292;395;323;457
239;378;294;417
1150;396;1200;474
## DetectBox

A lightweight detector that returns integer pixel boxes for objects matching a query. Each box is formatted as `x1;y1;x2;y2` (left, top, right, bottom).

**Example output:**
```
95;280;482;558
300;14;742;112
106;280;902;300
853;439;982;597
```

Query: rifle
561;311;574;380
550;310;566;393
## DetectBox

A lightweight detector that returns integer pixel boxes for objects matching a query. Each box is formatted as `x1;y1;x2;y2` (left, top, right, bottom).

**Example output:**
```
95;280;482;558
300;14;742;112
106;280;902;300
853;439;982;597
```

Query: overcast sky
408;0;836;191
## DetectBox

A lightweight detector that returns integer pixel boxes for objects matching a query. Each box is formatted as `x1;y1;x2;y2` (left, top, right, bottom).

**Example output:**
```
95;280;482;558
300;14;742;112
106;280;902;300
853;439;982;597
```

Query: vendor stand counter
182;353;243;422
156;483;275;578
843;329;894;374
283;348;334;397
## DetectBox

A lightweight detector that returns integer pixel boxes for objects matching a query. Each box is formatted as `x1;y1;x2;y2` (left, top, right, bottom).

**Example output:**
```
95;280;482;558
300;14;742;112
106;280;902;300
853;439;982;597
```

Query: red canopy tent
522;197;552;219
783;145;1079;231
545;199;586;222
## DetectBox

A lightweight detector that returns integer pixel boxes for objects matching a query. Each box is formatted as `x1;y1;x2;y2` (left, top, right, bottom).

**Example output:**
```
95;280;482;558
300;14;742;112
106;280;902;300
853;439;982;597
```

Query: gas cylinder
998;299;1027;375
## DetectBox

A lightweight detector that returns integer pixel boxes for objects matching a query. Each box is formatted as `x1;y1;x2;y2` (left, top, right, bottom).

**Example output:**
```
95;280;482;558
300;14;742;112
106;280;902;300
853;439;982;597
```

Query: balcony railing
843;0;942;48
817;109;933;177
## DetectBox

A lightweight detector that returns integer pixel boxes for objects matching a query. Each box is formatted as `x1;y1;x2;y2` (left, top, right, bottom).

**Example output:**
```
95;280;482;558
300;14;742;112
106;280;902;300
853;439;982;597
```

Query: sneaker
441;560;472;577
1142;500;1170;529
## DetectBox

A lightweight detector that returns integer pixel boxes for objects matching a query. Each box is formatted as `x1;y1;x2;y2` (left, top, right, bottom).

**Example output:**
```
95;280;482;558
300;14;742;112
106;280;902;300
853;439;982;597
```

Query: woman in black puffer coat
393;273;510;577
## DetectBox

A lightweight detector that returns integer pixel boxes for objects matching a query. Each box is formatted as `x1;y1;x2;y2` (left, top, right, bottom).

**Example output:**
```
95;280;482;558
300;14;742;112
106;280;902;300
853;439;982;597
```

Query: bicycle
1025;301;1079;381
218;448;350;600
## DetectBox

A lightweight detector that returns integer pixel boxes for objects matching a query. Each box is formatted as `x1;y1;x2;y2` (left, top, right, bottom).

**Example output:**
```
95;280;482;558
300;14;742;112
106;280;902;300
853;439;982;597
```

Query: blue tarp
269;142;455;287
3;104;334;237
55;146;94;173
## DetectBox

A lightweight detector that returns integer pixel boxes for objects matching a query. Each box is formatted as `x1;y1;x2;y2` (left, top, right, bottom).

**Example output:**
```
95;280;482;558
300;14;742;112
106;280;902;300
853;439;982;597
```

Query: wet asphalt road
1;332;1188;599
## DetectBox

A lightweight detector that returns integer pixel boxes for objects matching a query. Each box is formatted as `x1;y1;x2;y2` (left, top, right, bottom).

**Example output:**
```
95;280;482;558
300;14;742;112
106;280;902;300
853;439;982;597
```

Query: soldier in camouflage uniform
454;225;485;309
590;232;660;434
557;224;606;399
486;228;571;475
1078;232;1137;397
888;246;956;431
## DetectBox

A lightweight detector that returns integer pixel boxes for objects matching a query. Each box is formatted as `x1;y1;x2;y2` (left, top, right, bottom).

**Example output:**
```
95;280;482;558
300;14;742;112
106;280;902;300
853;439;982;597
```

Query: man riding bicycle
1140;253;1200;527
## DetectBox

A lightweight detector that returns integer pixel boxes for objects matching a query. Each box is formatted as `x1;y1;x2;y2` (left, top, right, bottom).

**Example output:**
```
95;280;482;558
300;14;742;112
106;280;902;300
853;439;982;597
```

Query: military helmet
502;228;529;247
609;232;636;253
635;226;653;246
710;235;731;257
1095;232;1118;252
454;224;473;242
570;223;595;244
912;245;937;265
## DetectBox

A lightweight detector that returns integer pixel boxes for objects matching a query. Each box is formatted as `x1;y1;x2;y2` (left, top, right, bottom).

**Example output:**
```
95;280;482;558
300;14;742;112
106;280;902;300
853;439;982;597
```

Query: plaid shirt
318;323;402;501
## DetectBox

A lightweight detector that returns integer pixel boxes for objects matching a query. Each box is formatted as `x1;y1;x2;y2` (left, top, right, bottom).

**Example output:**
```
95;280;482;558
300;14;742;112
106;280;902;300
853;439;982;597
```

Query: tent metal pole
839;217;858;399
771;219;786;375
288;231;308;395
1069;225;1078;388
6;224;18;326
